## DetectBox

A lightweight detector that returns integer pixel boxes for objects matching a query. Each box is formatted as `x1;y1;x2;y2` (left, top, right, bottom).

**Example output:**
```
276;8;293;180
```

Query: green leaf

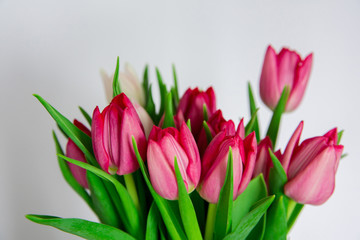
52;131;94;212
245;108;259;137
26;215;136;240
247;83;260;142
174;157;202;240
34;94;97;166
337;130;344;145
113;57;121;97
224;196;275;240
172;64;180;103
86;171;121;228
203;121;213;144
58;155;142;239
214;147;233;240
265;86;290;147
145;85;157;123
79;106;92;126
203;104;209;122
146;203;160;240
186;119;192;132
142;65;150;103
232;174;267;229
163;92;175;128
268;150;287;195
156;68;168;118
132;137;187;240
263;196;287;240
190;190;206;235
287;203;304;232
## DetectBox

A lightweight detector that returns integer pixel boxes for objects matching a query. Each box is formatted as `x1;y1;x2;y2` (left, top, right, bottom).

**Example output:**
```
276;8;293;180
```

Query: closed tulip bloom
147;123;201;200
252;137;273;181
197;122;257;204
66;120;90;189
282;123;344;205
260;45;313;112
197;110;235;156
177;87;216;138
133;103;154;138
92;93;147;175
101;63;146;106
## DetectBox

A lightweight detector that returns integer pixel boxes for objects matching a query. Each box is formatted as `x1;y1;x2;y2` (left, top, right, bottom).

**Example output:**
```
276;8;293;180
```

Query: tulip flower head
280;122;344;205
92;93;147;175
66;120;90;189
197;121;257;204
101;63;146;106
177;87;216;138
147;123;201;200
252;137;273;181
260;45;313;112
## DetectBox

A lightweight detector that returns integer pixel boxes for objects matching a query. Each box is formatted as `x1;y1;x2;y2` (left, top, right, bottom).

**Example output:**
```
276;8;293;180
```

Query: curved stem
124;174;140;211
204;203;217;240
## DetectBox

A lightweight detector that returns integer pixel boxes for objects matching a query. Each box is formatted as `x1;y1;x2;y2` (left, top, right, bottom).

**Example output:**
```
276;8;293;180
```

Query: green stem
124;174;140;211
204;203;217;240
286;199;296;220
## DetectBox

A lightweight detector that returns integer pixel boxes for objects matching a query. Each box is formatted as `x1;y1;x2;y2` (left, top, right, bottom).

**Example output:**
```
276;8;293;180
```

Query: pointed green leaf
52;131;94;212
174;157;202;240
172;64;180;103
268;150;287;195
34;94;97;166
145;85;157;123
203;121;213;144
132;137;187;240
156;68;168;117
263;196;287;240
337;130;344;145
224;196;275;240
163;92;175;128
79;106;92;126
142;65;150;102
186;119;191;132
58;155;142;238
190;190;206;235
245;108;259;137
113;57;121;97
266;86;290;147
247;83;260;142
203;104;209;122
26;215;136;240
214;147;233;240
146;203;160;240
287;203;303;232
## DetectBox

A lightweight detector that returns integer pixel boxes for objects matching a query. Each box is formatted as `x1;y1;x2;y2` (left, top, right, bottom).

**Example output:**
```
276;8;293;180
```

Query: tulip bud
197;123;257;204
65;120;90;189
92;93;147;175
252;137;273;181
197;110;235;156
147;123;201;200
260;45;313;112
282;123;344;205
177;87;216;138
133;103;154;138
101;63;146;106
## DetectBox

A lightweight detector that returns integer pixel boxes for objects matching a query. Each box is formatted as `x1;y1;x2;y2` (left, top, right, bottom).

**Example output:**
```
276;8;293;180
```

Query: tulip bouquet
27;45;345;240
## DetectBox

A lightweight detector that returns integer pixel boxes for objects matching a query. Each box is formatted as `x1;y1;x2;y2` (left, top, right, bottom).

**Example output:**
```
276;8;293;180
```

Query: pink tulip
260;45;313;112
252;137;273;181
177;87;216;138
65;120;90;189
197;110;235;156
147;123;201;200
92;93;147;175
197;122;257;203
281;122;344;205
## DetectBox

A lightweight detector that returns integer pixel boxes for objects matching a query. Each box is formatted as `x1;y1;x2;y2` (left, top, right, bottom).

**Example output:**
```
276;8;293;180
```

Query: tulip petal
66;139;88;189
92;107;110;173
133;103;154;138
281;121;303;173
236;119;245;139
277;48;301;91
284;147;337;205
205;87;217;114
253;136;272;180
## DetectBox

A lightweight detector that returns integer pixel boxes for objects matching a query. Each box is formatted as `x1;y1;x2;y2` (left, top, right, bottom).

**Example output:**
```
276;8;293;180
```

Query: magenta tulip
281;122;344;205
177;87;216;138
197;122;257;203
92;93;147;175
65;120;90;189
147;123;201;200
260;45;313;112
197;110;235;156
252;137;273;181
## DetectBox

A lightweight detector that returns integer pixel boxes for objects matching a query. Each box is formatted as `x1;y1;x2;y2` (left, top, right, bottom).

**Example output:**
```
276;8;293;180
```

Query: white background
1;0;359;239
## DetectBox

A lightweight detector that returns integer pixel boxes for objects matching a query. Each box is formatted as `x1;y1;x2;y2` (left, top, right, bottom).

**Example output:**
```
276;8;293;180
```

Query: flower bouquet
27;45;345;240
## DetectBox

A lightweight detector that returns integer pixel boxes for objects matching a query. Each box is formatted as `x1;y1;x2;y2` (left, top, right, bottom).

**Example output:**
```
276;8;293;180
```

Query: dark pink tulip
177;87;216;138
92;93;147;175
252;137;273;181
282;122;344;205
66;120;90;189
147;123;201;200
197;122;257;204
197;110;235;156
260;45;313;112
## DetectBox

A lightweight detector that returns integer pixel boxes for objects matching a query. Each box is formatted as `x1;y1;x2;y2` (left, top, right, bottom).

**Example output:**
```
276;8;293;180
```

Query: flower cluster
28;45;345;240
